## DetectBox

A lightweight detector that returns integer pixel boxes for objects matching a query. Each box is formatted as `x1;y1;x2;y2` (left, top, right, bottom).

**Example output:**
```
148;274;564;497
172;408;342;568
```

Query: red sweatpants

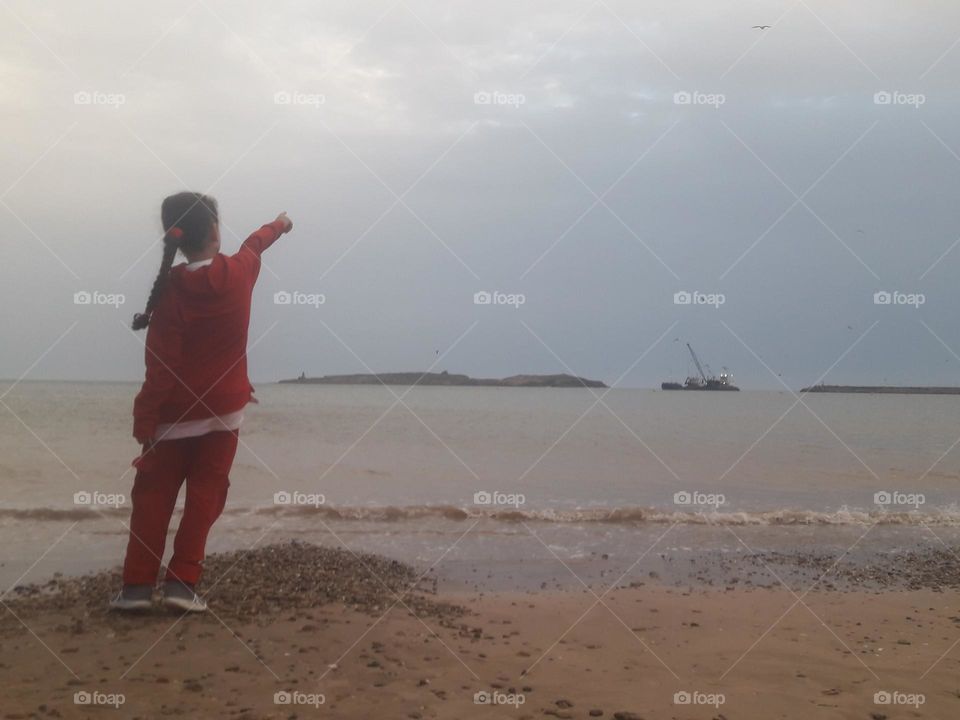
122;430;239;586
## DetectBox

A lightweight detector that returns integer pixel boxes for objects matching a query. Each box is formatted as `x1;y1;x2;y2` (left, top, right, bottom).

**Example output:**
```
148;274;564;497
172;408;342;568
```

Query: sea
2;381;959;591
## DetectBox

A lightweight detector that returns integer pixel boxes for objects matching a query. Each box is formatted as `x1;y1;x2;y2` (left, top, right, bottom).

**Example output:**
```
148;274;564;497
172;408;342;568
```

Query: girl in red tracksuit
111;192;293;612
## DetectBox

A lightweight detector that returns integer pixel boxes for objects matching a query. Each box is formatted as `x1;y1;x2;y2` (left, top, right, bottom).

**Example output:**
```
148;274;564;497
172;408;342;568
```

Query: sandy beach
4;542;959;719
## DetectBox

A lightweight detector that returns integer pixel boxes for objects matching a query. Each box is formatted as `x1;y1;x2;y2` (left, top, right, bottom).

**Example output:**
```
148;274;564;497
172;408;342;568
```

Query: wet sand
3;542;960;719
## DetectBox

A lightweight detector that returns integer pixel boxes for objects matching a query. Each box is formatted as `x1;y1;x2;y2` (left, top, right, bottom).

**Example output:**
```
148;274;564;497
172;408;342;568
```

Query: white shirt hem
154;409;244;441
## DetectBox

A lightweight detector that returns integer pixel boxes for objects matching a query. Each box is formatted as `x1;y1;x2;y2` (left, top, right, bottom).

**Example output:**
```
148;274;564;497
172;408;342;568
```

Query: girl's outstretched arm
233;212;294;282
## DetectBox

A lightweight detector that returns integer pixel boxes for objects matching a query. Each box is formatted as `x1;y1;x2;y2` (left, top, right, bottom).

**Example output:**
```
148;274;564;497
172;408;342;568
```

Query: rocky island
279;371;607;388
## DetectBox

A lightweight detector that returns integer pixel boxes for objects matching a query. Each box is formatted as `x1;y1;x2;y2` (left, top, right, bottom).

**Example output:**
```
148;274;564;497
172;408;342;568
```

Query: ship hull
660;382;739;391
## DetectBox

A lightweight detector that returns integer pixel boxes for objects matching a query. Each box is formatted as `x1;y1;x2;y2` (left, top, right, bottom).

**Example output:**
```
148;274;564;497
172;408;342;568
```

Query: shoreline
12;537;960;609
10;501;960;525
4;542;960;718
6;519;960;594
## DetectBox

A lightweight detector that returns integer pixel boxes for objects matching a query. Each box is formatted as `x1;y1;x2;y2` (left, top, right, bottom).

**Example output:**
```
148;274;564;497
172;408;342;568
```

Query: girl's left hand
132;441;155;469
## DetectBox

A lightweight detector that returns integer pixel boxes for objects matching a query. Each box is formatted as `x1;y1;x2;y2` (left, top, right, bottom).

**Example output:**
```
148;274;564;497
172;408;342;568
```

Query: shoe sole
109;599;152;611
162;596;207;612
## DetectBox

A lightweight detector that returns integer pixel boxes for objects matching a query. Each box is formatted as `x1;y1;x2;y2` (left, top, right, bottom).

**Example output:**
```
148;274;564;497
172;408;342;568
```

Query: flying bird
753;25;771;30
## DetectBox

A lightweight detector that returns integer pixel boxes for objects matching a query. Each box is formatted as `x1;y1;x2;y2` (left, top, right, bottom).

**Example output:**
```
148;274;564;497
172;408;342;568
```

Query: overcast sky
2;0;959;389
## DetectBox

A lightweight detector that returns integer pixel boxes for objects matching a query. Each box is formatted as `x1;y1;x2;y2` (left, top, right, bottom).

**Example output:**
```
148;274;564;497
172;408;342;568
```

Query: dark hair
132;192;219;330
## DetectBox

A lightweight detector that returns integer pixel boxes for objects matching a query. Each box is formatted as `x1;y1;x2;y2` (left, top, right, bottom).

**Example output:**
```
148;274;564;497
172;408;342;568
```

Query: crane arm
686;343;707;383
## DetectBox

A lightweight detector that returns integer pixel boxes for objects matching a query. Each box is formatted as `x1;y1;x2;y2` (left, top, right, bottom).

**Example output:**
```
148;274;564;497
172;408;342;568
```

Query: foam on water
4;502;960;526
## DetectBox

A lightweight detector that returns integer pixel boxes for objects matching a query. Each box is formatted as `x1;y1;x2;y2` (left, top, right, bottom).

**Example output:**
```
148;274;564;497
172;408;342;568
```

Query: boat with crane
661;343;739;391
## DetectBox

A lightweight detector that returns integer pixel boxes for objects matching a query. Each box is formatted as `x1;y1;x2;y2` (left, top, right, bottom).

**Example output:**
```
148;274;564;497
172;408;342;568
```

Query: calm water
1;381;958;588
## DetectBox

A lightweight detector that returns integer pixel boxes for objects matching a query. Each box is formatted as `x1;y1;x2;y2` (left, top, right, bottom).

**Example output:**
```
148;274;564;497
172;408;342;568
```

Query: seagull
753;25;771;30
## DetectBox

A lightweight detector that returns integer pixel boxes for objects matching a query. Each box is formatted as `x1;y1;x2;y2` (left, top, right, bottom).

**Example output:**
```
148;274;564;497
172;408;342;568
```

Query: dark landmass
801;384;960;395
280;371;607;388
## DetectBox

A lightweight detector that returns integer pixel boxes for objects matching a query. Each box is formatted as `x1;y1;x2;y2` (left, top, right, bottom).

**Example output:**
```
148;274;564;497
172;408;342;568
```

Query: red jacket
133;219;287;441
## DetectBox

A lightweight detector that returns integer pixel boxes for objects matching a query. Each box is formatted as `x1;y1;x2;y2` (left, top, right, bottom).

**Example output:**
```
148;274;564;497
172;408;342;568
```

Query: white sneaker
162;580;207;612
109;585;153;611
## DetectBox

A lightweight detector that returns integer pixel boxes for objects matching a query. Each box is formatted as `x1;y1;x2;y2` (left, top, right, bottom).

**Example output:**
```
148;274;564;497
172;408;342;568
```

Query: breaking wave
249;504;960;526
4;504;960;526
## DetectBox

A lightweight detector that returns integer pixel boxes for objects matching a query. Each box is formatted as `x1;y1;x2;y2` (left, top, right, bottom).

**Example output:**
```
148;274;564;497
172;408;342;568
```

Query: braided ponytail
131;192;219;331
131;233;180;330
